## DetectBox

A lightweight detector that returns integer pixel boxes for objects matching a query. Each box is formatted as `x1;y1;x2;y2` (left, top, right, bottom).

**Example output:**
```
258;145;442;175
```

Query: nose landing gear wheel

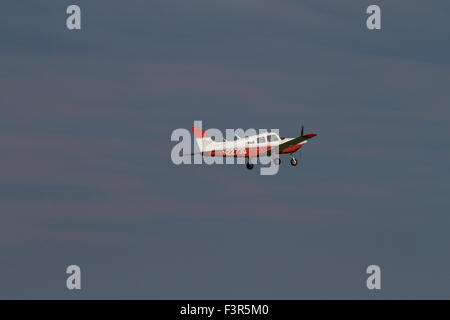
274;158;281;165
290;157;298;166
246;162;254;170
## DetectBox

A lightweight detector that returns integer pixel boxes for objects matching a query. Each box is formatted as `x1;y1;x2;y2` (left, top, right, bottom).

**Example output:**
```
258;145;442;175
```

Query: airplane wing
244;138;306;158
258;134;317;156
278;136;308;152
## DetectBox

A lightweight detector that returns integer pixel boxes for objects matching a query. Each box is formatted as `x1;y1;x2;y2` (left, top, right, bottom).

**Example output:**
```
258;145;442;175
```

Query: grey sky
0;0;449;298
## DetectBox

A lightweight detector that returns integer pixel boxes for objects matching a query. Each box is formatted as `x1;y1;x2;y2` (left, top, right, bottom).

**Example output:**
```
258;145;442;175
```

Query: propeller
300;125;304;159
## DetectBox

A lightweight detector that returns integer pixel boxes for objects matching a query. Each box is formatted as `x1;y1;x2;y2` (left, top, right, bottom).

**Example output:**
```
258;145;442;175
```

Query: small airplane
190;125;317;170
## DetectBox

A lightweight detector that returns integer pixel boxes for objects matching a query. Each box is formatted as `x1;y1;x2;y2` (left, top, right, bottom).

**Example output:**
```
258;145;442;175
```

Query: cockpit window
267;134;279;142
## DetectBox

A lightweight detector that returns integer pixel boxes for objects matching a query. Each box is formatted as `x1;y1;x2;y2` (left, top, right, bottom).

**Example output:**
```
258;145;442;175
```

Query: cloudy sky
1;0;449;298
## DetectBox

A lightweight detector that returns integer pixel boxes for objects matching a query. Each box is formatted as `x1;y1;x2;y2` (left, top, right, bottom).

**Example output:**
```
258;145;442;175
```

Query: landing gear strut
246;161;254;170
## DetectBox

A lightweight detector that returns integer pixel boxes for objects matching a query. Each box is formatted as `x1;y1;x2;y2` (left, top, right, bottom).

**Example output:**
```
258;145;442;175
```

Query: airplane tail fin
192;126;214;152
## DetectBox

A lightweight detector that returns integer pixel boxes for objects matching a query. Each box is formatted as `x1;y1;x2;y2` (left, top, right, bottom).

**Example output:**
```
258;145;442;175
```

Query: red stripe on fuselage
209;146;272;157
207;144;302;157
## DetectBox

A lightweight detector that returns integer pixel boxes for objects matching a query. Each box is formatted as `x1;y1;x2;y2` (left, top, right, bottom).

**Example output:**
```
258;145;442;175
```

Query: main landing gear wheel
274;158;281;165
246;162;254;170
290;157;298;166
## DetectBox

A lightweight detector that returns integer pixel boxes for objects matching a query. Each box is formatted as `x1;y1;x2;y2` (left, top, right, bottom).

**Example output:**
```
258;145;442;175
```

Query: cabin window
267;134;279;142
257;137;266;143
